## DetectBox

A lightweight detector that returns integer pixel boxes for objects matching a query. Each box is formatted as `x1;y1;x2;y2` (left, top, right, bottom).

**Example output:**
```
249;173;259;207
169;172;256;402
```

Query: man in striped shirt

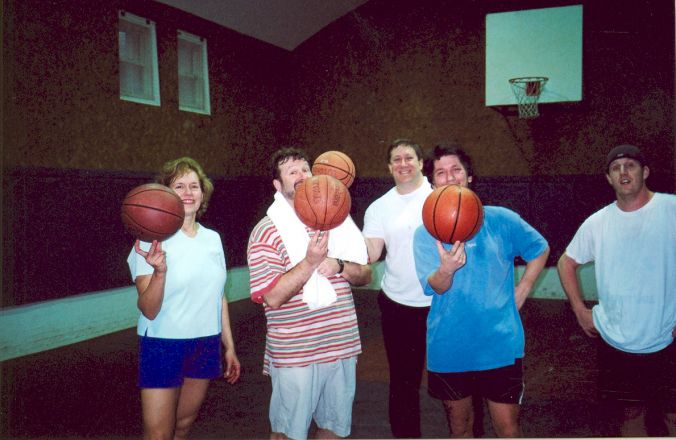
247;148;372;440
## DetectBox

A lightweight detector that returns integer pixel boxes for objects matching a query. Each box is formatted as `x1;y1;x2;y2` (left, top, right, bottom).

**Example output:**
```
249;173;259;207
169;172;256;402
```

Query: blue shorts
269;357;357;440
428;358;524;404
138;334;222;388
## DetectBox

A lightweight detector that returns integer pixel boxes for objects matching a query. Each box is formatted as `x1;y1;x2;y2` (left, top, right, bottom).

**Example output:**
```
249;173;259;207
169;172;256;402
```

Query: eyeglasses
390;156;418;165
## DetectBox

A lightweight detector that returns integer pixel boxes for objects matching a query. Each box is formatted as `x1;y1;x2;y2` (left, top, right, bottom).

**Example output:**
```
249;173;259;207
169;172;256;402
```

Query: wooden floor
0;292;666;438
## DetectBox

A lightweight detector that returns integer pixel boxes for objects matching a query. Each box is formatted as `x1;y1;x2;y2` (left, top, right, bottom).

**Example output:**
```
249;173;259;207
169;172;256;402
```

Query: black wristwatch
336;258;345;274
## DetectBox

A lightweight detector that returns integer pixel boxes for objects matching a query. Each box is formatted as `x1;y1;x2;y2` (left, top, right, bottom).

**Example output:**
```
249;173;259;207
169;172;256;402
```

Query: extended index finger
133;239;148;257
312;229;328;245
451;241;465;256
435;240;446;256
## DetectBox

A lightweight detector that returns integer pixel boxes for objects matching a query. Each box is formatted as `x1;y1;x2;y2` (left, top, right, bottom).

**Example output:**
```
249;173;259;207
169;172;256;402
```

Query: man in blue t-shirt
413;143;549;437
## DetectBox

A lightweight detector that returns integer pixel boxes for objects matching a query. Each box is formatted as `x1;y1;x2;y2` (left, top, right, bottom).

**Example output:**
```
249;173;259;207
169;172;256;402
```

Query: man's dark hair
423;143;475;183
269;148;311;181
386;139;423;163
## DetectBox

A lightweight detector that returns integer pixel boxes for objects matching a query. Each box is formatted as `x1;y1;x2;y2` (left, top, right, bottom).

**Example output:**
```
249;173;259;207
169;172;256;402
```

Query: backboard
485;5;583;107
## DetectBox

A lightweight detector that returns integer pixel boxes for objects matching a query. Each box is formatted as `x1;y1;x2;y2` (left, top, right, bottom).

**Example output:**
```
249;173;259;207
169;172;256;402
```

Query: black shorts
598;340;676;411
428;358;524;404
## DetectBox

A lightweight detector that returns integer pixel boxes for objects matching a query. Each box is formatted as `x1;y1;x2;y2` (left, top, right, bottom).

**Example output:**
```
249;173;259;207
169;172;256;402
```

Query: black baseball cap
605;144;646;171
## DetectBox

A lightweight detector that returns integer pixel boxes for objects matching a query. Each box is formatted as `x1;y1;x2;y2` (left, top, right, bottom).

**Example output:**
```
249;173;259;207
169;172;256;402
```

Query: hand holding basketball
306;230;329;266
422;185;484;243
134;239;167;273
294;175;351;230
312;151;356;188
437;240;466;275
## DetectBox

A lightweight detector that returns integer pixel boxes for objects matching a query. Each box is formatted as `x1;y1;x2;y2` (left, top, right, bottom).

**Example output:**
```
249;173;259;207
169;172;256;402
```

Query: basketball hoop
509;77;548;118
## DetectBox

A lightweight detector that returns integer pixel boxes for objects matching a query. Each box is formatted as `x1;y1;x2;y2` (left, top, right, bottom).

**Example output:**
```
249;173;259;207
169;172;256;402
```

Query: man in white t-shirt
558;144;676;436
362;139;432;438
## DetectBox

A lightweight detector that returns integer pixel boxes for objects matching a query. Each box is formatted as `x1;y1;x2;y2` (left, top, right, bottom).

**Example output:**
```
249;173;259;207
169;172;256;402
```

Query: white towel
267;191;368;309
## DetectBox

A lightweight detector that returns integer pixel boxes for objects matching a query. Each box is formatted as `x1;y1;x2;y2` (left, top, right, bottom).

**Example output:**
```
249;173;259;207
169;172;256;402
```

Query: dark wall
6;165;672;307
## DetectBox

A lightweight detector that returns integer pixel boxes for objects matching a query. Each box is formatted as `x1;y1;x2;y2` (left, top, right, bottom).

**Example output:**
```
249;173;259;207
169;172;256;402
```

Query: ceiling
154;0;370;51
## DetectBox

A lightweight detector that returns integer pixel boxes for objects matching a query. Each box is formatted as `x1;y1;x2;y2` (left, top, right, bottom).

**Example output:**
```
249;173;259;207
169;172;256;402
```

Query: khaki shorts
268;356;357;440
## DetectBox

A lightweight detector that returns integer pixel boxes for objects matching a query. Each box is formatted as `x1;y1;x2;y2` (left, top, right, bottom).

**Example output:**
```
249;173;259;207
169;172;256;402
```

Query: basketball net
509;77;548;118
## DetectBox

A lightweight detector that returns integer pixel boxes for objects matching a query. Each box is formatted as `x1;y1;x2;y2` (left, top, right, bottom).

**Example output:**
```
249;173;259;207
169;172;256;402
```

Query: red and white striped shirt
247;216;362;374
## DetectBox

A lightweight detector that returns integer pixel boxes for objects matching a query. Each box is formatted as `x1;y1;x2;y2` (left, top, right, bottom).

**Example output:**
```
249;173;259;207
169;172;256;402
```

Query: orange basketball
121;183;185;242
312;150;356;188
294;175;351;230
422;185;484;243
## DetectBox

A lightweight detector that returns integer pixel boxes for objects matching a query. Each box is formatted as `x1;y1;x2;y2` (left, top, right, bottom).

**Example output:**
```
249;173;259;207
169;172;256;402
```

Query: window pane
119;28;144;63
120;62;143;95
178;40;193;75
119;11;159;106
178;31;209;114
190;47;202;75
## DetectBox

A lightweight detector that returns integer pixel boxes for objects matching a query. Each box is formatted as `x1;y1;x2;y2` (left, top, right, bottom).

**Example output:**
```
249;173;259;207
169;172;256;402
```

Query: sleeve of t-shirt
413;225;441;296
127;240;153;281
362;202;384;238
247;236;284;304
509;211;549;262
214;233;227;285
565;217;596;265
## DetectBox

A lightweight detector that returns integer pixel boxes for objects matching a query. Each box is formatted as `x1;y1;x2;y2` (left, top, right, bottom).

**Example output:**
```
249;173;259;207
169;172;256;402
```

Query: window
178;30;211;114
118;10;160;106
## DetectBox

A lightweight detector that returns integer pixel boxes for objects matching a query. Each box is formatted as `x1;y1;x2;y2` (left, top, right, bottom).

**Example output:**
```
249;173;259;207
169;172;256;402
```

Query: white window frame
118;10;160;106
177;30;211;115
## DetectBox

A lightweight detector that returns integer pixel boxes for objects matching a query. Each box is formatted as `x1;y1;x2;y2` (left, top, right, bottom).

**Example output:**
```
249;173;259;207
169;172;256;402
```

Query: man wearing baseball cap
558;144;676;436
604;144;646;171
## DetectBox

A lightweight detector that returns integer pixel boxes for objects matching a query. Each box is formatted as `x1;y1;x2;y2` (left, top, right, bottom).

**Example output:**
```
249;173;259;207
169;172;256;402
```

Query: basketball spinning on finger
294;175;351;230
422;184;484;243
311;150;356;188
121;183;185;242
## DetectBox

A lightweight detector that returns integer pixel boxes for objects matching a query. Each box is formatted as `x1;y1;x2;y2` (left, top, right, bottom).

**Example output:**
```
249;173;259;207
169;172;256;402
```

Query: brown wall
3;0;290;176
283;0;674;180
3;0;674;179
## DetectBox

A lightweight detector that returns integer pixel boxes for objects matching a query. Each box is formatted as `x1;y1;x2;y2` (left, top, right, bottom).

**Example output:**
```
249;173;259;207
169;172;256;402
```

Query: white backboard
485;5;583;106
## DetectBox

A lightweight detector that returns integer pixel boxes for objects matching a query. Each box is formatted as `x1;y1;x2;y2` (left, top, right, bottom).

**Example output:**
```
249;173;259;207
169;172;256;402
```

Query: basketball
121;183;185;242
422;184;484;243
294;175;351;230
312;150;356;188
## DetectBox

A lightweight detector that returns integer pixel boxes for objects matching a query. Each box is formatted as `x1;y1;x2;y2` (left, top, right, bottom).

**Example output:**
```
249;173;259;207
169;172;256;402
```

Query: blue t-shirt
413;206;548;373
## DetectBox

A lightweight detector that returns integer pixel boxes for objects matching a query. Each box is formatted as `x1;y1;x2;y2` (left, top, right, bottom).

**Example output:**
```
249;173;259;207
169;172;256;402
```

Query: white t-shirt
127;225;227;339
363;180;433;307
566;192;676;353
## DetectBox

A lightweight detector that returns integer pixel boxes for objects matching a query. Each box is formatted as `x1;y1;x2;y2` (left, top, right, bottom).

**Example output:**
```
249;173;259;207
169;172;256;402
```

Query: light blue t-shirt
127;225;227;339
566;192;676;353
413;206;548;373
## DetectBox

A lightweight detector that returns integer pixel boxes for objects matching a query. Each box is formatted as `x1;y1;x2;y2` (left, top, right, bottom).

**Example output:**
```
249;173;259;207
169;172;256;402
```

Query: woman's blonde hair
156;157;214;219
